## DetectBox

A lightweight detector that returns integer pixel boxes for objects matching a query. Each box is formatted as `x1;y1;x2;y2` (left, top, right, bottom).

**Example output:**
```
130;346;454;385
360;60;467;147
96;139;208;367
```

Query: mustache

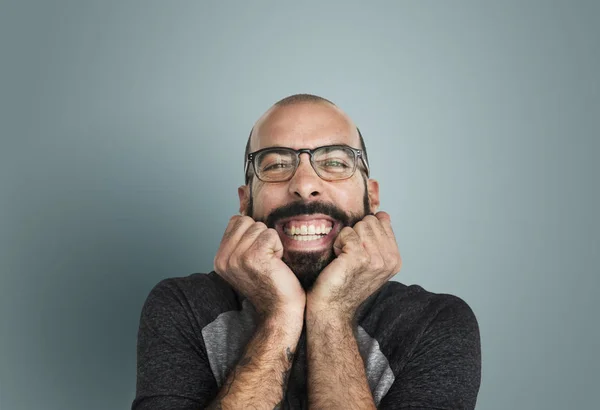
264;201;351;228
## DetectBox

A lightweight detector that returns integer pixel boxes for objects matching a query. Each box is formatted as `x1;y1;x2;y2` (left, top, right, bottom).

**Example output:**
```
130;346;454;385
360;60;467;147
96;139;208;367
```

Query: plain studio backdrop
1;1;598;409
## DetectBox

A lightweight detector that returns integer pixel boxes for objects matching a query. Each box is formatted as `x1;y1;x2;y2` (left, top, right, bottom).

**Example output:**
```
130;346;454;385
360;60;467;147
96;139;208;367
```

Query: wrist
261;305;305;336
307;293;356;322
306;303;353;328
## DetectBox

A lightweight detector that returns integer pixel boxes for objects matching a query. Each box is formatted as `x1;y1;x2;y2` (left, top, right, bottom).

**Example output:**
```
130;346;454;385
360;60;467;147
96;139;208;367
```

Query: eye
317;159;351;169
324;160;349;168
262;162;293;171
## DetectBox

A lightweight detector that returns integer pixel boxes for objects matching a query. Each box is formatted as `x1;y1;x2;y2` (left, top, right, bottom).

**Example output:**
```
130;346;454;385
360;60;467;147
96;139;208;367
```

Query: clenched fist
307;211;402;320
214;215;306;322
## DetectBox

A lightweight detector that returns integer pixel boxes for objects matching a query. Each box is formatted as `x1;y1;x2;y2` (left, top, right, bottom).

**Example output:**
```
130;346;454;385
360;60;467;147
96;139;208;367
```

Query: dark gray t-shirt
132;272;481;409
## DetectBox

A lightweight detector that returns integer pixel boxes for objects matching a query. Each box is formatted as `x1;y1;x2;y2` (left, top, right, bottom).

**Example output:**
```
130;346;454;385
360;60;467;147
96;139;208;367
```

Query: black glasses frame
244;144;370;184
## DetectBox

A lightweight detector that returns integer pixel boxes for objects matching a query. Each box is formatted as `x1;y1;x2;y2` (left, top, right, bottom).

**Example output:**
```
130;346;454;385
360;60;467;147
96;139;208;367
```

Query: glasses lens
255;149;297;181
313;146;356;180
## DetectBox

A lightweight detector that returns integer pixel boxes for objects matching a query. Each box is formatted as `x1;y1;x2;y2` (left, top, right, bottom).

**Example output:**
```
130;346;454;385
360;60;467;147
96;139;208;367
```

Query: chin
283;248;334;290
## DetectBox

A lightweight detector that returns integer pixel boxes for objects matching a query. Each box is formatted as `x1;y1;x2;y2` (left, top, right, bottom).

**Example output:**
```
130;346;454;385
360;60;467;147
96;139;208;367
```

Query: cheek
250;183;284;218
334;188;364;210
333;178;367;207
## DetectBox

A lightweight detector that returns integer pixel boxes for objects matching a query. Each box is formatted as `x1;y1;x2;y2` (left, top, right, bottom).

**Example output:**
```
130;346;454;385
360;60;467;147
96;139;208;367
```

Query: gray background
1;1;598;409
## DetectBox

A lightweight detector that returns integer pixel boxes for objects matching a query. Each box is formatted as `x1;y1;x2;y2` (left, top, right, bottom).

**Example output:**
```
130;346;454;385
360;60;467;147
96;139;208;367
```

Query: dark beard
246;180;371;290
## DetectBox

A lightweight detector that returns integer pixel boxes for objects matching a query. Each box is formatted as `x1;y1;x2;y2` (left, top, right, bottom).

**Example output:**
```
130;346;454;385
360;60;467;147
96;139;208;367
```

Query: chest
201;300;395;408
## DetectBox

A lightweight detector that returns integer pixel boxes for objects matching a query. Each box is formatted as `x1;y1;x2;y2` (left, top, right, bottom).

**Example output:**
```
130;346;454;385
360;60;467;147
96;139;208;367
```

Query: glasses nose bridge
295;148;315;166
293;148;318;176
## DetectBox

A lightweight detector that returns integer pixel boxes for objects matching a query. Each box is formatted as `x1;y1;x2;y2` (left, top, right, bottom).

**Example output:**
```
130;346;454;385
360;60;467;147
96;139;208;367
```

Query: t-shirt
132;272;481;409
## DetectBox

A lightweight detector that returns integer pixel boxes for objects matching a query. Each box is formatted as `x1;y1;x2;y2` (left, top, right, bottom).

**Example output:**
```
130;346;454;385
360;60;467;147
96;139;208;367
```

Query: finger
373;211;402;274
333;226;363;257
358;214;396;248
221;215;248;243
354;216;388;270
354;217;384;252
374;210;391;223
248;228;284;259
218;216;255;257
368;214;395;245
232;221;269;256
375;211;396;239
361;213;402;274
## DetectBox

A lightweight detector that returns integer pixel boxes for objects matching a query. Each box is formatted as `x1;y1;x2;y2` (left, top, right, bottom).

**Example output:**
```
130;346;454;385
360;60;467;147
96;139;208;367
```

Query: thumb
266;228;284;259
333;226;358;257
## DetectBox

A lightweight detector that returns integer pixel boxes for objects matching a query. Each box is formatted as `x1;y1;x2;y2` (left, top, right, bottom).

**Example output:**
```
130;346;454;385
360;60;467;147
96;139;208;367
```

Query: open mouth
275;215;339;248
283;219;333;241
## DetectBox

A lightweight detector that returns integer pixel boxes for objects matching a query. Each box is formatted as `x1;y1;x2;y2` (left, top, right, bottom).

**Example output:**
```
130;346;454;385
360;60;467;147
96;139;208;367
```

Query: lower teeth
290;234;324;241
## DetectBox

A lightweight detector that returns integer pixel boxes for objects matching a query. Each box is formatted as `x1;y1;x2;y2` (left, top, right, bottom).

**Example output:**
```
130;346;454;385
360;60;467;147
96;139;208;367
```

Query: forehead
250;102;360;152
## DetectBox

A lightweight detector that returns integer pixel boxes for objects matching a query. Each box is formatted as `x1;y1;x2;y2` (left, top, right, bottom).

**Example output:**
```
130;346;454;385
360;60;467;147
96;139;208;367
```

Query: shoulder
365;281;478;326
140;272;241;329
359;281;480;352
373;282;482;408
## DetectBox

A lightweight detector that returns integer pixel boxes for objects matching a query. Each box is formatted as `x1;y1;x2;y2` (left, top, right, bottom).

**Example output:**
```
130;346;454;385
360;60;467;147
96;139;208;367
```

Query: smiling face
238;100;380;289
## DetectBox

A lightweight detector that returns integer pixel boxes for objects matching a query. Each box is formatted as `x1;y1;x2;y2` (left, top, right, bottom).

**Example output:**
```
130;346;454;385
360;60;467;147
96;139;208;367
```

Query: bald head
272;93;335;107
244;94;369;183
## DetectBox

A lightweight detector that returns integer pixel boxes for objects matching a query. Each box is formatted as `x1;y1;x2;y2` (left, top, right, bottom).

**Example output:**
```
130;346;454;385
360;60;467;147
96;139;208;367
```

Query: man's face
238;102;380;289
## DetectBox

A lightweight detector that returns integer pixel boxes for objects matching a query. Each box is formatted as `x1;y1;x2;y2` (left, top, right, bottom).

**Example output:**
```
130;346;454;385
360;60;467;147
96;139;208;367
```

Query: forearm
207;315;302;409
306;309;376;410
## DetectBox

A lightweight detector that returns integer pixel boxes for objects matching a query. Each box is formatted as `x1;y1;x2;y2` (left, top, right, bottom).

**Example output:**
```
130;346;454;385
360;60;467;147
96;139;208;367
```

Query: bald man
132;94;481;410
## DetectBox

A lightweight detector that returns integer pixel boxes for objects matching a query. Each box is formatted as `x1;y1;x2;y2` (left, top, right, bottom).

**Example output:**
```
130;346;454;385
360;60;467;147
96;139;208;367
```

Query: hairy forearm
306;309;376;410
207;315;302;410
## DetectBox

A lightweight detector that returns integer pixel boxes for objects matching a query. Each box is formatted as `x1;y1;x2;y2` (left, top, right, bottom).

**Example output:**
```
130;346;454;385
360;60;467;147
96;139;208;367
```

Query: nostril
293;190;320;198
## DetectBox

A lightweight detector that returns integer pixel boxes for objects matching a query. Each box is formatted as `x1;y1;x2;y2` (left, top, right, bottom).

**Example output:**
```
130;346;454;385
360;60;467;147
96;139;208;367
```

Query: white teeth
284;223;333;237
291;234;321;241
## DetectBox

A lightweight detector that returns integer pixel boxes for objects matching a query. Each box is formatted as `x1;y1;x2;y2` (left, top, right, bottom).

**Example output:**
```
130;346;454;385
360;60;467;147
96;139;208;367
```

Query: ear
238;185;250;215
367;178;380;213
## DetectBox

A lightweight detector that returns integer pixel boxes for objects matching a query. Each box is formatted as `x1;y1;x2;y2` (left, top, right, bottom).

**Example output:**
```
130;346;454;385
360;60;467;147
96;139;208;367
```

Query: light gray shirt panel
201;304;395;405
356;325;396;406
201;298;257;387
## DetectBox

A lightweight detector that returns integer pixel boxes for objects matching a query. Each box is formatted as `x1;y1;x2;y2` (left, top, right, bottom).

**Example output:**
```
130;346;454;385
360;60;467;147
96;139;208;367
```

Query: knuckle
213;257;223;273
255;229;275;248
240;252;253;266
341;226;355;234
343;226;360;241
228;216;243;229
229;254;242;271
371;256;385;271
253;221;267;229
357;251;370;266
264;227;279;238
354;221;365;230
245;221;266;237
364;214;378;223
255;228;275;243
240;215;254;223
396;255;403;271
234;216;252;230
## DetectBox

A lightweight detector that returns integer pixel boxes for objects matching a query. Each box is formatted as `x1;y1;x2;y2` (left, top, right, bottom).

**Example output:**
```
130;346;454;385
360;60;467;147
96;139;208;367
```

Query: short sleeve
131;279;218;410
378;296;482;410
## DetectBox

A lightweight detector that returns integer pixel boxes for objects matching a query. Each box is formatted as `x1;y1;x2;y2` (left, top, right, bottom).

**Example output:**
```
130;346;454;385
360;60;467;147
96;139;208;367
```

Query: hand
307;211;402;320
214;215;306;321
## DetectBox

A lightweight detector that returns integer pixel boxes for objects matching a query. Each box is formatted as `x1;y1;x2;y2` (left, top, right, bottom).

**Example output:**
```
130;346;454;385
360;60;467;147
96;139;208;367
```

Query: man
132;94;481;409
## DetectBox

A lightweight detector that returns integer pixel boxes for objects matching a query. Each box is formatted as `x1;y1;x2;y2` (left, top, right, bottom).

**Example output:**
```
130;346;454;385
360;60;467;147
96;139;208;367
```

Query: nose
287;153;323;200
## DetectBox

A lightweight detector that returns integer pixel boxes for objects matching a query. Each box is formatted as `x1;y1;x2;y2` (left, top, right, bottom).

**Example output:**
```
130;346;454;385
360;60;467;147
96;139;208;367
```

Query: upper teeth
285;224;332;236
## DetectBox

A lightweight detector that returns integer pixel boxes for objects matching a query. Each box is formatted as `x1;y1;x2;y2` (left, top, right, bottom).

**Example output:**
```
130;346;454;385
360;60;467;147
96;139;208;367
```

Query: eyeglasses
245;144;370;184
